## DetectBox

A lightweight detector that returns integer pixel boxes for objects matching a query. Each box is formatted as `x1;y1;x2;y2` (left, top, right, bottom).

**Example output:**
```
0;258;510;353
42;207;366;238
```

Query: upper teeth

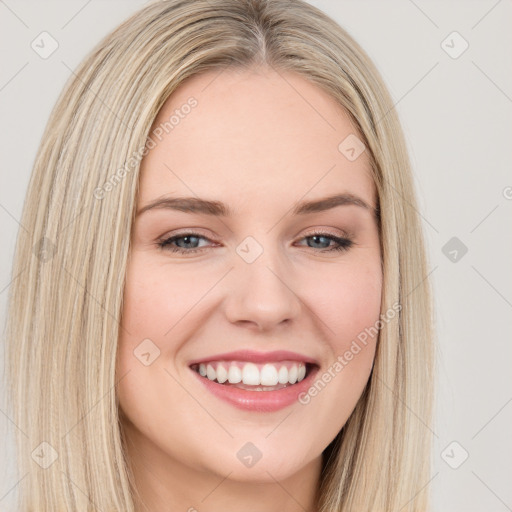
196;361;307;386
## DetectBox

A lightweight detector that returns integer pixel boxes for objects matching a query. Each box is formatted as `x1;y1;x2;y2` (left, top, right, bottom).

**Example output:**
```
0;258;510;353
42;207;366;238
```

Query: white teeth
242;363;260;385
288;365;298;384
195;361;310;386
206;364;216;381
260;364;279;386
216;363;228;383
228;365;242;383
297;364;306;382
278;366;289;384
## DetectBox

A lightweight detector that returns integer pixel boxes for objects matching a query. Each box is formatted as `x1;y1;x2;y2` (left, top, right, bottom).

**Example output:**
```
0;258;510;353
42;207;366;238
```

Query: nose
223;246;302;332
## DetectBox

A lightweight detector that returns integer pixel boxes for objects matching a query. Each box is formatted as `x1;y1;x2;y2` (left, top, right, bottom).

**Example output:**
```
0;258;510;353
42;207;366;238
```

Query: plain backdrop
1;1;511;510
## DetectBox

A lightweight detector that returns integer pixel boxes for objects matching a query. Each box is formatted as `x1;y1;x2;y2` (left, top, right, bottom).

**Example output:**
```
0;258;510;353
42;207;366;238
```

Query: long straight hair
4;0;435;510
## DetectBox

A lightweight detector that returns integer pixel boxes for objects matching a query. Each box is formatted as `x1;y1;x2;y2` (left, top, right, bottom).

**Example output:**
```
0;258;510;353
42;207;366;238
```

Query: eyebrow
136;193;379;218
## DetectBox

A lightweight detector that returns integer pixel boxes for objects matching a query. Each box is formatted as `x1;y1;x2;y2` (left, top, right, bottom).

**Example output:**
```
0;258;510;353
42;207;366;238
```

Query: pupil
311;235;328;248
182;236;197;248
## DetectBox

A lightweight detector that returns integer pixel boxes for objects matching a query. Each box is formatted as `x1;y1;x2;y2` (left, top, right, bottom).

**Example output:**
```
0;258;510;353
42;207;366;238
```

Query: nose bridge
224;234;301;329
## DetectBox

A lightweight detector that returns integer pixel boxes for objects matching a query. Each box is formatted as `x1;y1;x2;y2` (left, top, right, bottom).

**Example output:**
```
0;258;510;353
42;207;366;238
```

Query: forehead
139;67;375;211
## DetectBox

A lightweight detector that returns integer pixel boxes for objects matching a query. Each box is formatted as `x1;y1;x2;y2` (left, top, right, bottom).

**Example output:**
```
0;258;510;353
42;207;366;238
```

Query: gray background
1;1;511;510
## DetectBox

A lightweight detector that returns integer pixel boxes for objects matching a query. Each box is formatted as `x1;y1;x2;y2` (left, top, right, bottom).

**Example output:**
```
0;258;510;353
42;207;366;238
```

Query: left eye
158;231;353;254
158;233;210;253
296;233;353;252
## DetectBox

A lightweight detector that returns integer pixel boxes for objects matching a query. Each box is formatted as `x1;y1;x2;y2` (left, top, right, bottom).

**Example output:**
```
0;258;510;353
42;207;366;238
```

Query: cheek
297;259;381;419
116;257;173;389
116;258;211;459
306;258;383;346
120;257;198;338
304;261;382;424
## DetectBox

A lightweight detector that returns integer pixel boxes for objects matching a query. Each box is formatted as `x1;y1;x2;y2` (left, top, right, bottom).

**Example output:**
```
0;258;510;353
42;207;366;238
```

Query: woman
4;0;435;510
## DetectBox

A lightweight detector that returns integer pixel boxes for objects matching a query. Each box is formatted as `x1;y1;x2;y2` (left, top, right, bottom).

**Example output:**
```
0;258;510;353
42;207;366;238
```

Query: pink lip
189;363;320;413
188;349;319;366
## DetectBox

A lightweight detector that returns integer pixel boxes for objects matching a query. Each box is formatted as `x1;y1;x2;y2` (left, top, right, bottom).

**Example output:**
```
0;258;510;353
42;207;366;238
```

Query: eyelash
157;230;354;254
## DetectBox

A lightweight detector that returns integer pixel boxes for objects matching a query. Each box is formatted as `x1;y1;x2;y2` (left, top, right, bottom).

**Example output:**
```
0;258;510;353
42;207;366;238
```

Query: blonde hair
4;0;435;510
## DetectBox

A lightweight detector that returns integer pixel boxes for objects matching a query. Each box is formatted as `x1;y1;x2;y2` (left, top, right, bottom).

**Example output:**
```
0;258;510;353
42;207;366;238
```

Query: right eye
157;232;213;254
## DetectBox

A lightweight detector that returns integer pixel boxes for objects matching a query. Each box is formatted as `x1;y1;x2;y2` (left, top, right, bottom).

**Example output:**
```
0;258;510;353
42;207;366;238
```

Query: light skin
116;65;382;512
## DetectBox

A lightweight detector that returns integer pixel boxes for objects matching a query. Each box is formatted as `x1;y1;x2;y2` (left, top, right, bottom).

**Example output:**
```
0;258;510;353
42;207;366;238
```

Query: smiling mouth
189;360;315;392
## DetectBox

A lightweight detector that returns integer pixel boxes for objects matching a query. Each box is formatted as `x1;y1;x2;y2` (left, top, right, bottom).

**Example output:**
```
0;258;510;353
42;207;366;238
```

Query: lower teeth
220;381;291;391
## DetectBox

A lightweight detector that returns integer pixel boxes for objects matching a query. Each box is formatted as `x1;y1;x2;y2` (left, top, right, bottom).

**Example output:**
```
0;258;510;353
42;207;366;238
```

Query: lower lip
190;365;319;412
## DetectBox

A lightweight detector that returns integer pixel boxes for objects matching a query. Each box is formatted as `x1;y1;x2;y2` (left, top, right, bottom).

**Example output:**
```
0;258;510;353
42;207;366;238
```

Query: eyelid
158;227;215;241
303;226;352;238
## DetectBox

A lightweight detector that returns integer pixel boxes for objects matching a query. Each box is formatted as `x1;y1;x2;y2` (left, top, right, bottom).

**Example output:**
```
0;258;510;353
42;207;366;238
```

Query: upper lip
188;349;319;366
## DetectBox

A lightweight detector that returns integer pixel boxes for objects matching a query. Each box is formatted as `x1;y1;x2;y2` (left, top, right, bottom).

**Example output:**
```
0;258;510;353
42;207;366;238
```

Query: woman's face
116;67;382;489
